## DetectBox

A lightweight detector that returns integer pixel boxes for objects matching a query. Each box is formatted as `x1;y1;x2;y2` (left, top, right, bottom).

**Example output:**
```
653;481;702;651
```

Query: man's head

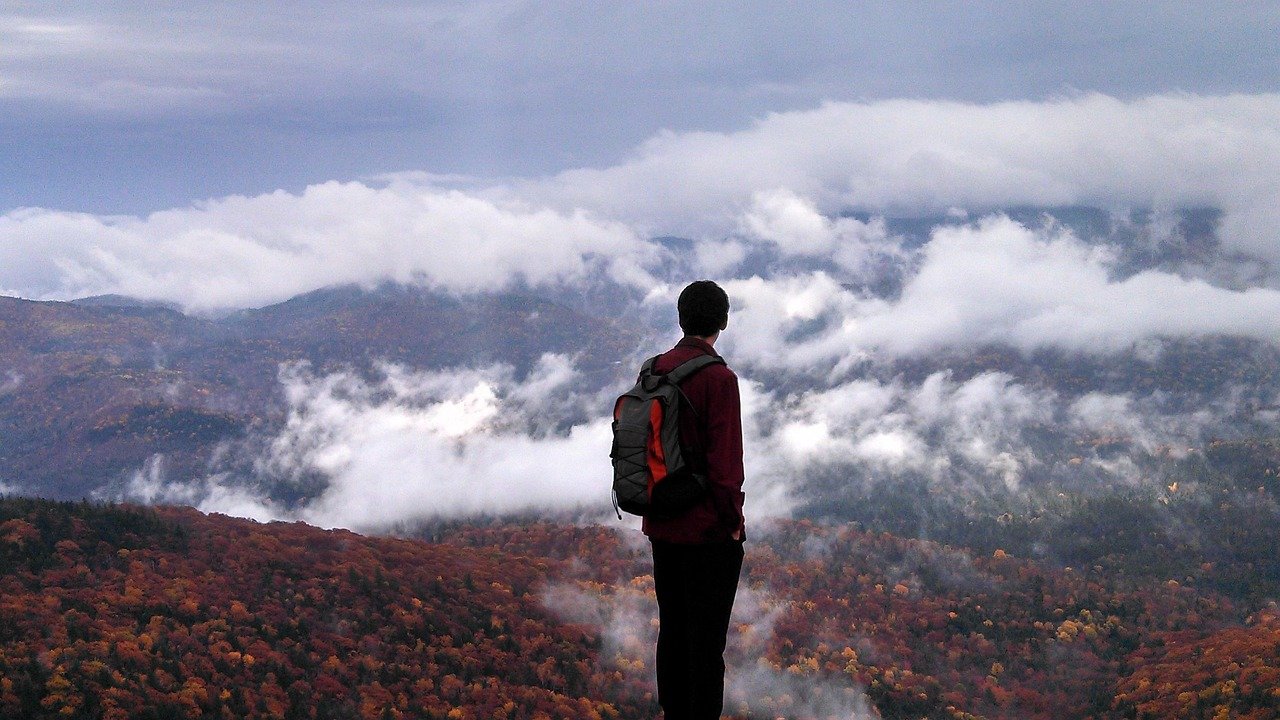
678;280;729;338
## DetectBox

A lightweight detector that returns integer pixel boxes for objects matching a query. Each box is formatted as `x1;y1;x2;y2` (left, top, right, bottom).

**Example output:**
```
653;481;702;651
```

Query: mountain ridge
0;284;636;499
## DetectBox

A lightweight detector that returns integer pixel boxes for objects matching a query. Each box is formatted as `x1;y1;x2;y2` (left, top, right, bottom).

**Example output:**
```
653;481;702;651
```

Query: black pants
651;539;745;720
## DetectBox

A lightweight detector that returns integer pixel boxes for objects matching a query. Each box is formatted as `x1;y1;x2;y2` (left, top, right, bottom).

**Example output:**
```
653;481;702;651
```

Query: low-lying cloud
755;369;1258;504
0;180;647;311
720;217;1280;366
255;356;615;530
108;344;1276;531
115;355;797;532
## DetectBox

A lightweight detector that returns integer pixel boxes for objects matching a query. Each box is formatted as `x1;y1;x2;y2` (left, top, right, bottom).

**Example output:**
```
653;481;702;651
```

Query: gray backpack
610;353;724;518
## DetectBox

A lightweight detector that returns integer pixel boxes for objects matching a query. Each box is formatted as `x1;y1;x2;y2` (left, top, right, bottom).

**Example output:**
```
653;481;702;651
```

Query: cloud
739;188;843;255
4;94;1280;356
95;353;795;531
9;90;1280;524
747;366;1266;502
737;188;900;276
862;217;1280;354
1067;391;1230;458
101;342;1275;529
0;180;647;310
104;357;616;530
0;370;21;394
527;94;1280;259
754;371;1057;495
186;357;793;531
241;356;619;531
103;455;283;524
721;216;1280;365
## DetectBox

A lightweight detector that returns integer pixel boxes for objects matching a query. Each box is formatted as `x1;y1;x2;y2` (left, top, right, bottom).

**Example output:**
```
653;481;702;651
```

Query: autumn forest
2;495;1278;719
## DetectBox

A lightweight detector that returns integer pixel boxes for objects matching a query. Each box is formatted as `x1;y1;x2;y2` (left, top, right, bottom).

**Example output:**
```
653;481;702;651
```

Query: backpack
610;353;725;519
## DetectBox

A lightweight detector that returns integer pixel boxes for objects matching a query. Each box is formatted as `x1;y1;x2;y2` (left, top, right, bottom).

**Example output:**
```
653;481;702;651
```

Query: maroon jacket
641;336;746;544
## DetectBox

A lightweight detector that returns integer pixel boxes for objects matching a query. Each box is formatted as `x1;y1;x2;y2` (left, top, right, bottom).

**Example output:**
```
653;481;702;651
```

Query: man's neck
686;332;719;347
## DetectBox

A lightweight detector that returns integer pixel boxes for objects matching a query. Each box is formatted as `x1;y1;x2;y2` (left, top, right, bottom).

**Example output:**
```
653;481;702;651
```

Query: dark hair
678;280;729;337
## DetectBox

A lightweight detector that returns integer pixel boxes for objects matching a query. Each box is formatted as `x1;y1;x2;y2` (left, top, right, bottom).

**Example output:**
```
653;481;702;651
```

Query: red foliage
1;502;1272;720
0;503;647;719
1115;609;1280;719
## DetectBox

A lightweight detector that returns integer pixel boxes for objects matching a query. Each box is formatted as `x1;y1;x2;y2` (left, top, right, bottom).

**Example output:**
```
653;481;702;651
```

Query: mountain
0;286;635;499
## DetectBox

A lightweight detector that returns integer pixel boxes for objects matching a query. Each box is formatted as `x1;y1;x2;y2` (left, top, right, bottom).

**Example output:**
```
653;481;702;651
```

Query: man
644;280;746;720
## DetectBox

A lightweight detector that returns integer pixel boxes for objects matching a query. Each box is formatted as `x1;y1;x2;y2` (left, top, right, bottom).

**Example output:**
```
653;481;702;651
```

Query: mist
103;330;1276;533
545;569;877;719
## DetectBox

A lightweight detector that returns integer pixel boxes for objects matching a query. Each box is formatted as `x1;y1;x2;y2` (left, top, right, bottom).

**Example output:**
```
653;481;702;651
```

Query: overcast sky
4;1;1279;213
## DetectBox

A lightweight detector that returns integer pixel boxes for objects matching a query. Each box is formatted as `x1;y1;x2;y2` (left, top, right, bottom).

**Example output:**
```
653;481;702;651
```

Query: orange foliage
0;501;650;719
1115;610;1280;719
1;500;1272;720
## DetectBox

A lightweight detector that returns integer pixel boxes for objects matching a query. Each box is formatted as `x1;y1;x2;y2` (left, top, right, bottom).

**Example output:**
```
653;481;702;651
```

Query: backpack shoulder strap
636;355;660;379
663;353;725;386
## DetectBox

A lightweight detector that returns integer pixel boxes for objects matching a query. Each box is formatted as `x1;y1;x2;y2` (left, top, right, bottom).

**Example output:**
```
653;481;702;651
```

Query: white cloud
100;455;284;523
720;273;871;377
261;359;797;531
0;180;647;311
740;188;892;258
739;188;838;255
97;356;796;530
249;356;613;531
101;347;1275;528
527;94;1280;261
101;356;619;530
736;188;900;277
692;239;749;277
9;91;1280;519
754;371;1055;493
746;363;1272;500
1068;391;1222;458
721;216;1280;366
3;93;1279;362
859;218;1280;354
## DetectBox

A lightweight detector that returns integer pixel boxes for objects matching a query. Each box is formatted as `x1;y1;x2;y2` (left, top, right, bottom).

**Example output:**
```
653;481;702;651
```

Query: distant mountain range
0;285;636;499
4;268;1280;508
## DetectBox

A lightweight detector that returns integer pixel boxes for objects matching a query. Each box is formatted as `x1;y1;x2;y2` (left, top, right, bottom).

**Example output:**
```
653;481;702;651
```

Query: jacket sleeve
704;368;745;539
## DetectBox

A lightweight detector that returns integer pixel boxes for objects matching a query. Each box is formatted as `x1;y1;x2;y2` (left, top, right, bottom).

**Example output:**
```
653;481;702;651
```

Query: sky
3;1;1279;213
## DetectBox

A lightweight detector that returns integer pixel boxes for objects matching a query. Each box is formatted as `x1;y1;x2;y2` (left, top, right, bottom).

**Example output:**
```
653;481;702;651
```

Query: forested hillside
0;499;650;720
2;498;1276;719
